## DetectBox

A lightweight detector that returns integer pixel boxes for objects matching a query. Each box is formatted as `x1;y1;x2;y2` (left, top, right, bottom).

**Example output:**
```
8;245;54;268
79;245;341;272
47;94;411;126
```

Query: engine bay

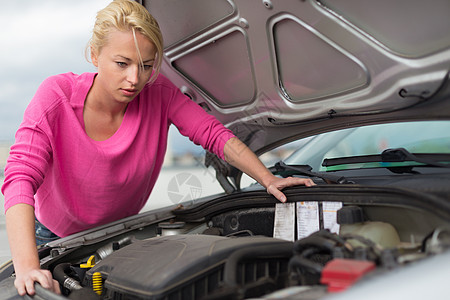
1;185;450;300
32;186;450;299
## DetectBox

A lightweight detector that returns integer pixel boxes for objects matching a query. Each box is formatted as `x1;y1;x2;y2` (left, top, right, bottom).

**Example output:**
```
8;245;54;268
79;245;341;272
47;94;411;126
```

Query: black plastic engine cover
85;234;293;299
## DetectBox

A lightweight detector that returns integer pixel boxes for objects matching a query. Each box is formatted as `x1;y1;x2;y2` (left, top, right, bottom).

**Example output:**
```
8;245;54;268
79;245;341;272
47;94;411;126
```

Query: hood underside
143;0;450;153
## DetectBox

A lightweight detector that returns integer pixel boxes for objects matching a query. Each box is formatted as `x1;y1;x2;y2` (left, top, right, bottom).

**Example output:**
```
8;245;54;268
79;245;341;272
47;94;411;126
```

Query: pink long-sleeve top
2;72;235;237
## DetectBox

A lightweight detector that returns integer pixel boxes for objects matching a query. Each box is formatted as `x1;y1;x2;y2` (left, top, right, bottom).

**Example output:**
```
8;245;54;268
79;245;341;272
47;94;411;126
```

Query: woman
2;0;314;296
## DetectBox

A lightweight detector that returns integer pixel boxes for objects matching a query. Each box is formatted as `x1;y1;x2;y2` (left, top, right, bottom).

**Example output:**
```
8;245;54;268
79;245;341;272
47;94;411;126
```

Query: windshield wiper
323;148;450;169
382;148;450;168
271;161;353;184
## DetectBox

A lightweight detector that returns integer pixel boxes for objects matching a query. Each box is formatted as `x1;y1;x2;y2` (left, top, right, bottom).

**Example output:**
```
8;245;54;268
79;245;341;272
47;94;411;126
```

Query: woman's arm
5;204;60;296
223;137;315;202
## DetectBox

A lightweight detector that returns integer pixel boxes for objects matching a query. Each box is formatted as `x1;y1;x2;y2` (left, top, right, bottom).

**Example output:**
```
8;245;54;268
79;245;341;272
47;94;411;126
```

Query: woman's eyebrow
114;55;154;63
143;58;155;63
114;55;132;61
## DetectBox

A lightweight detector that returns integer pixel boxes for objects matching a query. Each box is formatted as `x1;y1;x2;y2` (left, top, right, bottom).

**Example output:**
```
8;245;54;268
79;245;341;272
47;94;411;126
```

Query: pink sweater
2;72;235;237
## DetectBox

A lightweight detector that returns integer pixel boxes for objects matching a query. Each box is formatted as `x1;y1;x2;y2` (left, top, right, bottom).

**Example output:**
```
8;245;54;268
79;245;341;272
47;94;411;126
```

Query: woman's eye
116;62;127;68
143;65;153;71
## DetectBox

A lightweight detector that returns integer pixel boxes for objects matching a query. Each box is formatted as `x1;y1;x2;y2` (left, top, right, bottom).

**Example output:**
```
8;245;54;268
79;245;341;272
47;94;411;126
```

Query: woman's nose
127;65;139;85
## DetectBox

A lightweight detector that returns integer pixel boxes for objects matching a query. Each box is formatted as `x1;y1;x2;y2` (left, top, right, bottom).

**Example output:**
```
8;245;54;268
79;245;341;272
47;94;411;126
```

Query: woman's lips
121;88;138;97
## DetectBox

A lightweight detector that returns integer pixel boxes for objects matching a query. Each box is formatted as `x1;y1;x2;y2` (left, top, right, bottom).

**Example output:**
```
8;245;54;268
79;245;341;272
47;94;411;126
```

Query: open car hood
143;0;450;189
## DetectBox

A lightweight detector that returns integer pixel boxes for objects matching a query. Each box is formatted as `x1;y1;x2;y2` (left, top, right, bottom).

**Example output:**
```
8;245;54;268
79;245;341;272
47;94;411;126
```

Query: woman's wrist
259;172;277;189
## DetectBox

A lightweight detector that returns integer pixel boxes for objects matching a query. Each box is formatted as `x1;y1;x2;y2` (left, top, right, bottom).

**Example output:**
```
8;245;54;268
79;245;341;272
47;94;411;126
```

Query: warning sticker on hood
297;201;320;240
273;202;295;241
273;201;343;241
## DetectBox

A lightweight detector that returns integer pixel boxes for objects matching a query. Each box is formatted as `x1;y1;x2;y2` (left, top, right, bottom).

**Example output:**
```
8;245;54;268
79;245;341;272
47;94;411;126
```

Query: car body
1;0;450;299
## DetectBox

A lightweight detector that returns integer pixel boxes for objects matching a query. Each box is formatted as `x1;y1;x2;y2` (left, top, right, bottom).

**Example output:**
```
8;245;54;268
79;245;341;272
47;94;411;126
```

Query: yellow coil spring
92;272;103;296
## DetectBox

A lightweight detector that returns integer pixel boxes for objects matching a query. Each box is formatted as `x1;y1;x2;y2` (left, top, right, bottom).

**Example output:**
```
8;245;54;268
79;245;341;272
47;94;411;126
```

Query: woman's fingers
267;184;287;203
15;281;27;296
280;177;315;188
266;176;316;202
53;279;61;294
15;269;60;296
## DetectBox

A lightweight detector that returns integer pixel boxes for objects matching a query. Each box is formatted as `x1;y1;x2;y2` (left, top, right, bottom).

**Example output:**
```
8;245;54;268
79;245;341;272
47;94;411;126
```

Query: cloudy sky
0;1;110;140
0;0;200;154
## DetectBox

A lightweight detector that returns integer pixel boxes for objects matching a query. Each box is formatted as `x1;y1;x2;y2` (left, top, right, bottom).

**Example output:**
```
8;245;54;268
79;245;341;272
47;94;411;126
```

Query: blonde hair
87;0;163;83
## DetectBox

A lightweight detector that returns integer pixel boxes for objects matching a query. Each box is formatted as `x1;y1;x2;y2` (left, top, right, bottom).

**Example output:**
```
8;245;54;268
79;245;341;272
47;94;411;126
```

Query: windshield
283;121;450;172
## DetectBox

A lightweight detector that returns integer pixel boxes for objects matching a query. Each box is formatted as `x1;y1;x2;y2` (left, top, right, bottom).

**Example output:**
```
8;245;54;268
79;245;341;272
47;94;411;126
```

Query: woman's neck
82;79;128;141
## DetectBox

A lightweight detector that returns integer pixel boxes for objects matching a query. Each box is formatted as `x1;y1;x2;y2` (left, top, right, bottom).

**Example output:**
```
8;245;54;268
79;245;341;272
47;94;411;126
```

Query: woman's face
91;29;156;104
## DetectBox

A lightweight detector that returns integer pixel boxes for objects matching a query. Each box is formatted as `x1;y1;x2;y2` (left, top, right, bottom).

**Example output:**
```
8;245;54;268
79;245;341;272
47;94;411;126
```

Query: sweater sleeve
2;78;55;213
165;84;235;160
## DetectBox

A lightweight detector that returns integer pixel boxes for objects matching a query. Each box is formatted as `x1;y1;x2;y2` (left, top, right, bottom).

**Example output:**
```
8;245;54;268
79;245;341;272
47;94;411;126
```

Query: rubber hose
53;263;72;285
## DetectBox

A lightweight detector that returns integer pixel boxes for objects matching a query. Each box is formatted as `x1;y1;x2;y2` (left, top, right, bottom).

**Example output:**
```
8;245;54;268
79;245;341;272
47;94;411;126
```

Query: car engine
1;185;449;300
35;193;450;300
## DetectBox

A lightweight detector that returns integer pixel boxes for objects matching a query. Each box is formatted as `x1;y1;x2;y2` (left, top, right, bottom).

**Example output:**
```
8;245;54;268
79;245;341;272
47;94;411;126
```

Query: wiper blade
323;148;450;168
381;148;450;168
271;161;353;184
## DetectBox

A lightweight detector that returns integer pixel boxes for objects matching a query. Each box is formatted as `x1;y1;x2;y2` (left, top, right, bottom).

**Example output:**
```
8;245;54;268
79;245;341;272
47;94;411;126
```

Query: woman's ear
91;47;99;67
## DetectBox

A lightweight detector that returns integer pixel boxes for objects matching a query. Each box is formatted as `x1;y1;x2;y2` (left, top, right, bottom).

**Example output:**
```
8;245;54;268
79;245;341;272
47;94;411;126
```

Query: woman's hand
5;204;61;296
14;268;61;296
224;138;315;203
264;175;315;203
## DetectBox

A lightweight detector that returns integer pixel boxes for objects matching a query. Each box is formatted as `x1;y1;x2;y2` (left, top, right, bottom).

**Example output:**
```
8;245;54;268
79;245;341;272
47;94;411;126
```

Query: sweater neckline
76;72;136;146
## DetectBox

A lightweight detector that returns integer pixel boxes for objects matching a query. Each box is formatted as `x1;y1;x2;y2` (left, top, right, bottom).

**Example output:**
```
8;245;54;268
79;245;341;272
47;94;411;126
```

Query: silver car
1;0;450;299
